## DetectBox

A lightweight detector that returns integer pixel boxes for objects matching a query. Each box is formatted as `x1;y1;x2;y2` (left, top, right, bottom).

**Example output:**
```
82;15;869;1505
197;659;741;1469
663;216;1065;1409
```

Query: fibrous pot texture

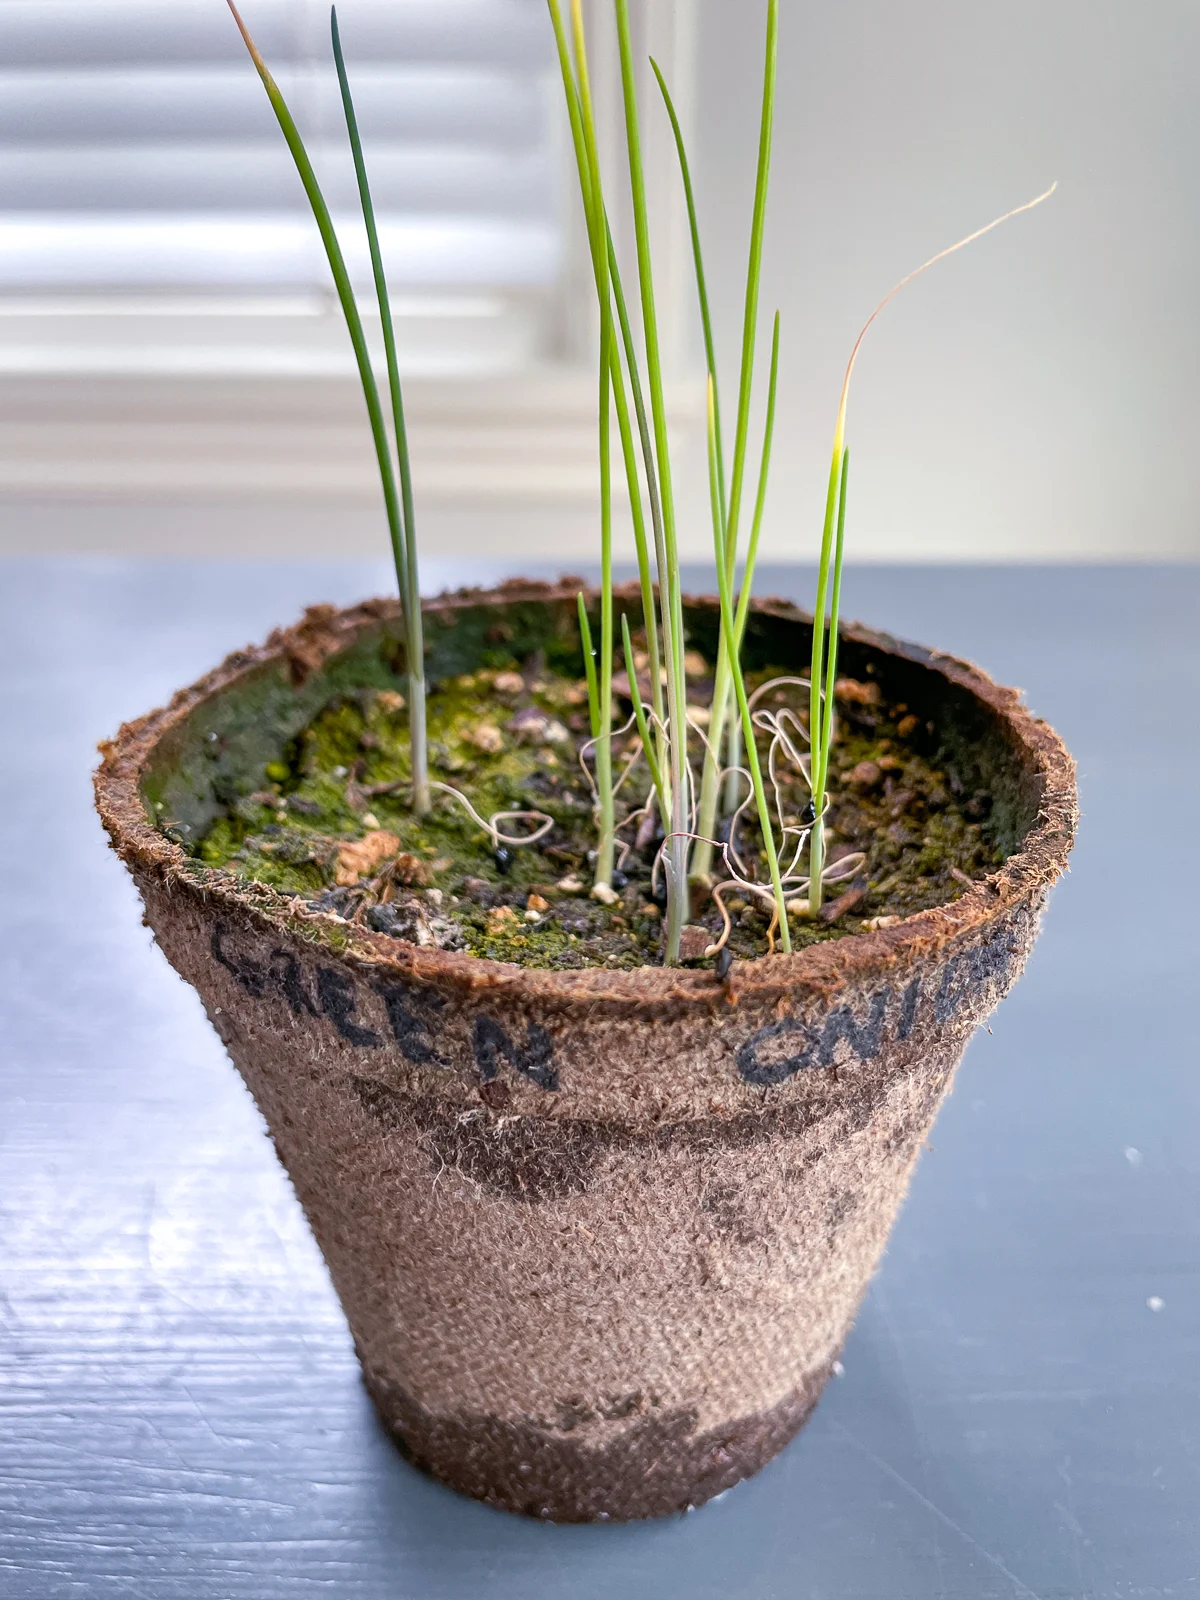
95;580;1076;1522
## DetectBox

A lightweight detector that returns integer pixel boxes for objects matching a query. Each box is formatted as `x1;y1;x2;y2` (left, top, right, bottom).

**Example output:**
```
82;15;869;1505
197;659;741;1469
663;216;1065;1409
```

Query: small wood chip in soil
818;879;868;925
335;830;400;887
835;677;881;706
677;924;711;961
486;905;520;936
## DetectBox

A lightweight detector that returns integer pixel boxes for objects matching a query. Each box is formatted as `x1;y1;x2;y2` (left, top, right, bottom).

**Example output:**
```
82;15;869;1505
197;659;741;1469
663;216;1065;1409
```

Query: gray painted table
2;560;1196;1598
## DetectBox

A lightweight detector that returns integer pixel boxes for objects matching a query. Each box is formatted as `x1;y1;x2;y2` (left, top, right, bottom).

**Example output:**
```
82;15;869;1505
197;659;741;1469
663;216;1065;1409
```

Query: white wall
691;0;1200;561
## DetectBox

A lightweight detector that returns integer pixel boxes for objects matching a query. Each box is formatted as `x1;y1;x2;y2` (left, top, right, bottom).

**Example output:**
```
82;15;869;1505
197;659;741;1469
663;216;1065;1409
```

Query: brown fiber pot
94;580;1076;1522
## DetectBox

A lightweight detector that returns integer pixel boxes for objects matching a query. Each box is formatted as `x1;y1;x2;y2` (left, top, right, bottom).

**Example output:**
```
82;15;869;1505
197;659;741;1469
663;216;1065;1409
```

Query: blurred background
0;0;1195;564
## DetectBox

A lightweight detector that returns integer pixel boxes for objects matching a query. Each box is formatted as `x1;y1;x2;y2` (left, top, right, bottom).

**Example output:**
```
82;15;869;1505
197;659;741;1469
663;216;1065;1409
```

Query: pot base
363;1360;835;1522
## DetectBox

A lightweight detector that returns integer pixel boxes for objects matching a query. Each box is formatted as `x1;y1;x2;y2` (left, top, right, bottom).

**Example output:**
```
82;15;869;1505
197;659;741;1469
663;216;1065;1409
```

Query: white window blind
0;0;699;507
0;0;565;374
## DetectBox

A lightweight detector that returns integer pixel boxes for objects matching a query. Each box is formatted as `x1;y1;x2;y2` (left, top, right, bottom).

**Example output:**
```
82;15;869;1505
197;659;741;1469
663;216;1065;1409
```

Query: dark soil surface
191;660;1003;971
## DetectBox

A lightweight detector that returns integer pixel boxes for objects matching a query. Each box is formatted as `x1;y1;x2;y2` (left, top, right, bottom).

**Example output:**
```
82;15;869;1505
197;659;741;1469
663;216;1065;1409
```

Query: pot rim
94;578;1078;1014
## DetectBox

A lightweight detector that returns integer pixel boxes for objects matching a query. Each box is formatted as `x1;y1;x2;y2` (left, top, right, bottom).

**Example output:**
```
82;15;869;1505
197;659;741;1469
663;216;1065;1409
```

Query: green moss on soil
187;659;1003;971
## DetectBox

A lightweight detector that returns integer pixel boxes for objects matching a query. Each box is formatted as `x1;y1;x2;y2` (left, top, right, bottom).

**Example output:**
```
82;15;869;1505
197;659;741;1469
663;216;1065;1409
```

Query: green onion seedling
227;1;430;812
806;182;1057;911
232;0;1056;966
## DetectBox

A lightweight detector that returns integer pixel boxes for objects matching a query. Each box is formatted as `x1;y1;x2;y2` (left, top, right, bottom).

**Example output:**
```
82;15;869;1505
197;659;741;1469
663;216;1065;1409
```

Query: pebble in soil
190;662;1004;971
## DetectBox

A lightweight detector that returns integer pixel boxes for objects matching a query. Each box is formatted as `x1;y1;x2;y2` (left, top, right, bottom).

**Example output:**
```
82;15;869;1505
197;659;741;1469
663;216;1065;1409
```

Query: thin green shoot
226;13;401;714
621;613;666;808
604;225;668;779
722;308;781;817
593;332;616;887
818;448;850;779
720;0;777;581
649;57;725;525
733;311;782;654
650;49;725;880
806;181;1057;910
566;0;615;890
577;593;601;741
805;446;848;912
329;6;428;813
806;433;843;913
536;26;669;794
612;0;690;964
227;0;427;813
605;225;665;700
707;379;790;951
657;2;776;881
546;0;615;880
542;0;623;890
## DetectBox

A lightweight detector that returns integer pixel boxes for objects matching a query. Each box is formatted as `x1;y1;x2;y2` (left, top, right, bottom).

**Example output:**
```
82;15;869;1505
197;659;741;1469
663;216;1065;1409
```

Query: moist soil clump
188;658;1004;971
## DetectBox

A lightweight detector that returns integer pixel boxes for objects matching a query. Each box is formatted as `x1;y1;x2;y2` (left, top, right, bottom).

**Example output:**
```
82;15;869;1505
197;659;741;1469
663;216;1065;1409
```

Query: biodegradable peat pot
95;580;1076;1522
